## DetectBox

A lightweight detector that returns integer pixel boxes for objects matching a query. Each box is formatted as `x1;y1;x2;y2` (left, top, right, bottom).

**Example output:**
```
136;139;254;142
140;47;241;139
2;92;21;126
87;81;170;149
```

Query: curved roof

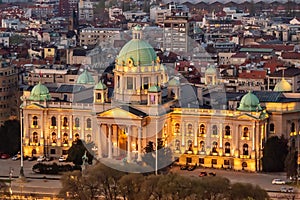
29;82;51;101
76;69;95;84
168;77;180;86
205;65;217;75
237;91;262;112
148;85;161;92
274;78;292;92
94;81;107;90
116;27;157;67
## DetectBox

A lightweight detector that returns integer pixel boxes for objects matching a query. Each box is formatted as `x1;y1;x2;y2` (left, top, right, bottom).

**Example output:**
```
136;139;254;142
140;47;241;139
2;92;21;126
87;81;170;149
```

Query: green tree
0;119;20;155
67;139;87;166
118;173;144;200
230;183;268;200
262;135;288;172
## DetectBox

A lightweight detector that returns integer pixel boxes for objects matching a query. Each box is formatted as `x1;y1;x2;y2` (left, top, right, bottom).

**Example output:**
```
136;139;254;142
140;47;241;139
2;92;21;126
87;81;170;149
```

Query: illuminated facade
20;26;300;172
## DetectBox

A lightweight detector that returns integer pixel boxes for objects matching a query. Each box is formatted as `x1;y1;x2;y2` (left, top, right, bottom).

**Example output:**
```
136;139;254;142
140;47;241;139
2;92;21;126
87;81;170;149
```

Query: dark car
28;156;36;161
1;153;10;159
187;164;197;171
209;172;216;176
180;164;189;170
199;171;208;177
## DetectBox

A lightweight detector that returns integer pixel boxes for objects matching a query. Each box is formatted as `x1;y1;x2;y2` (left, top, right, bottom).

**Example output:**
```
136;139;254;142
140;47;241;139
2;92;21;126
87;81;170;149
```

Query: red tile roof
238;70;266;79
245;44;294;52
281;52;300;59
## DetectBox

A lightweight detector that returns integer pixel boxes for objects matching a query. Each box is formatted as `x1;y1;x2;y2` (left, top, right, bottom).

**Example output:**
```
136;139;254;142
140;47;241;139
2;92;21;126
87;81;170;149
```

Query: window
63;133;68;144
75;117;80;128
87;118;91;129
174;123;180;133
187;124;193;135
32;116;38;126
150;95;155;104
96;93;101;100
212;125;218;135
51;132;57;143
143;77;149;89
199;124;205;135
50;149;56;154
175;139;180;151
243;144;249;155
225;142;230;154
211;159;217;165
127;77;133;90
51;116;56;126
291;123;295;133
224;160;230;166
187;140;193;151
199;158;204;164
63;117;68;127
243;127;249;138
186;157;192;163
270;123;275;132
212;141;218;153
33;132;38;143
225;125;231;136
199;141;205;152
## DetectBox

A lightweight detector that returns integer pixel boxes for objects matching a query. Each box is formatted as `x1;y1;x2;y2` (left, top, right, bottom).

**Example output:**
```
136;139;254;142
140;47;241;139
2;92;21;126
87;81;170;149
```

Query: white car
272;178;285;185
37;156;46;162
58;156;66;162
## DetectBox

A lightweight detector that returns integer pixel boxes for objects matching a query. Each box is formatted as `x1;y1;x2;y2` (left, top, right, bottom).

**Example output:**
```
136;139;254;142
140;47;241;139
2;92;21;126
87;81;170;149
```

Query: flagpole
155;116;158;175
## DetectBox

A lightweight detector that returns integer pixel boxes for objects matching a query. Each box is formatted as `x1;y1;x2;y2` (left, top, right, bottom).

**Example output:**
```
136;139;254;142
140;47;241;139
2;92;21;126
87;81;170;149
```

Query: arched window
86;134;91;143
74;133;79;141
33;132;38;143
51;116;56;127
212;125;218;135
32;116;38;126
199;124;205;135
86;118;91;129
188;140;193;151
175;139;180;151
225;142;230;154
212;141;218;153
174;123;180;133
63;117;68;127
75;117;80;128
270;123;275;132
200;141;205;152
243;127;249;138
243;144;249;155
51;132;57;143
225;125;231;136
63;133;68;144
291;123;295;133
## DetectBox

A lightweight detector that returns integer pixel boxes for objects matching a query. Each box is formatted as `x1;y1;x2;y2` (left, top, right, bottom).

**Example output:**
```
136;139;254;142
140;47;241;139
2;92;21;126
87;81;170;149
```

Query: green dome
94;81;107;90
77;69;95;84
29;82;51;101
274;78;292;92
205;65;217;75
237;91;262;112
116;37;157;67
148;85;161;92
168;77;180;86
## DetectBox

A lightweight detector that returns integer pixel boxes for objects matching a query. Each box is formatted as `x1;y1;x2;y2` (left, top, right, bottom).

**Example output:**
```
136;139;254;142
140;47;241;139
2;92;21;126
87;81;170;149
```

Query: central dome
29;82;51;101
274;78;292;92
116;27;157;67
237;91;262;112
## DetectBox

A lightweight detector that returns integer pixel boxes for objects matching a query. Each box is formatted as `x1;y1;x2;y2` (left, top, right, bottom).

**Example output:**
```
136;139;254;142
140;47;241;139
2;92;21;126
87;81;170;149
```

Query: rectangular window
62;150;68;155
186;157;192;163
127;77;133;90
199;158;204;164
211;159;217;165
224;160;230;166
50;149;56;154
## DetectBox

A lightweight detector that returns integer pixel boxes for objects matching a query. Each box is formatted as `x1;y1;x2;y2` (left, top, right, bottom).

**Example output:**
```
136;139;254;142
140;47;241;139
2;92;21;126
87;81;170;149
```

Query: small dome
274;78;292;92
148;85;161;92
29;82;51;101
237;91;262;112
205;65;217;75
77;69;95;84
168;77;180;86
94;81;107;90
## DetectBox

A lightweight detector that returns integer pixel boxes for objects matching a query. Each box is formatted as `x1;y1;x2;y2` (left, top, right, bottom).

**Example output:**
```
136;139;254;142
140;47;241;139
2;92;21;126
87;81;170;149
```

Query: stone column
219;123;223;148
194;122;198;147
108;124;112;159
137;127;142;161
57;115;61;139
252;122;256;151
97;124;102;159
127;126;131;162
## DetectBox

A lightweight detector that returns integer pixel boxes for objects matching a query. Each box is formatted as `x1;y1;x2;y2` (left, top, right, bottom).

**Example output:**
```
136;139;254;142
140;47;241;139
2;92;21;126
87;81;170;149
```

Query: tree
262;135;288;172
67;139;88;166
230;183;268;200
0;119;20;155
118;174;144;200
285;144;298;179
142;138;173;173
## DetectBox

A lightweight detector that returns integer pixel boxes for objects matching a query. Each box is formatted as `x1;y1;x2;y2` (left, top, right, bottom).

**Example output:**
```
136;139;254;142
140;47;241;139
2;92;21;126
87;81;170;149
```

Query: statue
81;151;88;172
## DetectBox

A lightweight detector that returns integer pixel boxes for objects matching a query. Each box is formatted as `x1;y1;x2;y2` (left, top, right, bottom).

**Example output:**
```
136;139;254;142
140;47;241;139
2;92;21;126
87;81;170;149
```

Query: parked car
281;187;287;193
0;153;10;159
58;156;67;162
272;178;285;185
28;156;37;161
12;154;21;161
209;172;216;176
187;164;197;171
45;157;53;161
180;164;189;170
37;156;46;162
288;187;294;193
199;171;208;177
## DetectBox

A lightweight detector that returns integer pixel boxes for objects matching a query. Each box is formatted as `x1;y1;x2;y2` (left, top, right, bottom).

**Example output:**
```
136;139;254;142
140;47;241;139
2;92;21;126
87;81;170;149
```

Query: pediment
237;113;258;120
98;107;144;120
23;103;45;110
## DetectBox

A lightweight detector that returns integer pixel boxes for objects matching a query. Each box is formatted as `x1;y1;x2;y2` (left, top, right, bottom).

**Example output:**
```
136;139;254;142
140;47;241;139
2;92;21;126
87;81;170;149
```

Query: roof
29;82;51;101
239;48;273;53
281;52;300;59
270;67;300;77
76;69;95;85
148;85;161;92
273;78;292;92
56;84;86;93
238;70;266;79
94;81;107;90
119;105;148;118
237;91;262;112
